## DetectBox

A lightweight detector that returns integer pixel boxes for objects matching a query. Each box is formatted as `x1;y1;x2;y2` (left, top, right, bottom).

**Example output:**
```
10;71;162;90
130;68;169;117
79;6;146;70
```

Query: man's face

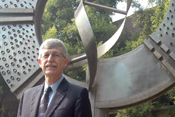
38;47;68;79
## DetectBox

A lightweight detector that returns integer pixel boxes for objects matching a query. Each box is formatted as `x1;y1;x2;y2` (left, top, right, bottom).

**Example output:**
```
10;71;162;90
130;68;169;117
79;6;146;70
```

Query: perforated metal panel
0;23;40;91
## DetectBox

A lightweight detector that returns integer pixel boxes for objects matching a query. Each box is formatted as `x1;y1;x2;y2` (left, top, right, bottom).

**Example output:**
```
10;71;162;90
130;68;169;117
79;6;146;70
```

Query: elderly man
17;38;92;117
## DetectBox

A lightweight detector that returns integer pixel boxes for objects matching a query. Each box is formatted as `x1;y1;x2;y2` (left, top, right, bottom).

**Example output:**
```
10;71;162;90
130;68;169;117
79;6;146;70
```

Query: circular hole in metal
2;35;6;39
12;29;15;32
4;4;8;8
6;79;10;83
10;76;14;80
16;44;19;48
13;58;17;62
17;72;20;76
2;27;6;31
11;62;15;66
10;1;13;5
8;25;11;29
22;50;25;54
23;57;26;61
20;41;23;45
5;63;9;67
25;62;28;65
17;30;20;33
15;39;18;42
13;52;17;56
2;71;6;75
170;42;173;46
11;46;15;50
8;31;11;34
4;42;8;46
18;51;21;54
6;49;10;53
10;42;13;45
19;59;22;63
0;66;3;69
9;55;13;59
16;78;20;81
20;4;24;7
10;84;14;87
17;64;20;68
14;4;17;7
13;69;17;73
14;34;17;37
23;71;26;74
2;57;6;61
7;70;11;74
1;51;5;55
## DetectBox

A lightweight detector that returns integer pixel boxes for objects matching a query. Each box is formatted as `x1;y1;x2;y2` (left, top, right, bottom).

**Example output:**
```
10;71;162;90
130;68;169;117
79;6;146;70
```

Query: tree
116;102;154;117
42;25;58;41
42;0;122;80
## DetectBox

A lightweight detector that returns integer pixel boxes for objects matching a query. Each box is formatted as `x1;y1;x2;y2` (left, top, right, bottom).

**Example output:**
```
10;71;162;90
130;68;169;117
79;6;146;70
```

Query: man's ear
38;59;42;67
63;57;69;68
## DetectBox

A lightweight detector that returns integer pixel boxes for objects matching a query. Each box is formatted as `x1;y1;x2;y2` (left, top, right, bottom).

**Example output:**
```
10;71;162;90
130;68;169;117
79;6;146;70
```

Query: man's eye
53;54;59;58
43;54;49;57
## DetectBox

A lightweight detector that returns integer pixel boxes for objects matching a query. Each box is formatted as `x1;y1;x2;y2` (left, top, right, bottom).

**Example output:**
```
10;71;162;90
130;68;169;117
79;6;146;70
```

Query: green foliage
150;0;170;32
42;0;121;80
42;25;58;41
42;0;79;39
116;102;154;117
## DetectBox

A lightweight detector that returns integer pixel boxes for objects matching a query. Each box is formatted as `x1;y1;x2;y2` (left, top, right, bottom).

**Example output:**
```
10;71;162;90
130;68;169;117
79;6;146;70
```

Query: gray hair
38;38;67;59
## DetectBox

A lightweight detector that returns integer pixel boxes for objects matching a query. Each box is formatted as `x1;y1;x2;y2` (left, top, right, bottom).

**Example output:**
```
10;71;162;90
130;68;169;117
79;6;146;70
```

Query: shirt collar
44;76;64;93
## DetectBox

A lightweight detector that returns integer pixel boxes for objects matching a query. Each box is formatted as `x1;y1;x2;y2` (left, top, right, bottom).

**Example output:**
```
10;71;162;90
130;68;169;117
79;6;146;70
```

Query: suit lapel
30;84;44;117
44;78;68;117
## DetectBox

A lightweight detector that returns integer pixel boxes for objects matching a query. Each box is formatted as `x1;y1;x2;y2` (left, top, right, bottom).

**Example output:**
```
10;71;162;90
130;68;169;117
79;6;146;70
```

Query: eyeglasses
41;52;65;59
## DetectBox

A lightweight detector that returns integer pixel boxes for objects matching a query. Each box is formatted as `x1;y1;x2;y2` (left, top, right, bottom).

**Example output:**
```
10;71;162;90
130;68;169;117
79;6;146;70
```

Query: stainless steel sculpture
0;0;175;116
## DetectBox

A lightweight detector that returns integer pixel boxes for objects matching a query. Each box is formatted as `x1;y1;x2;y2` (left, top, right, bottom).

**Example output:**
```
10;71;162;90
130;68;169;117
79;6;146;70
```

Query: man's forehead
41;47;62;53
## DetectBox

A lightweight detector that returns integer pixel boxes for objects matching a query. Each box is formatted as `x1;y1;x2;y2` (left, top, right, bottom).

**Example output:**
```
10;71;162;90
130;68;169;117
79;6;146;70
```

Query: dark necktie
38;86;52;117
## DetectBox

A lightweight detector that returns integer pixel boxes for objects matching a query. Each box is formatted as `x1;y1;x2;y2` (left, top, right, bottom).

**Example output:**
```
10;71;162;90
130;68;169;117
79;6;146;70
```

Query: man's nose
47;54;54;61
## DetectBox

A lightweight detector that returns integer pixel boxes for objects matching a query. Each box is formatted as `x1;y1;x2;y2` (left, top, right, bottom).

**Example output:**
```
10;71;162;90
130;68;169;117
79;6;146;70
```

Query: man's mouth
45;62;57;67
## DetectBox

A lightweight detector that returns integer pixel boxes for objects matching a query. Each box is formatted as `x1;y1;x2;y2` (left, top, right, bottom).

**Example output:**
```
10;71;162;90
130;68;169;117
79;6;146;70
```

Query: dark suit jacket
17;78;92;117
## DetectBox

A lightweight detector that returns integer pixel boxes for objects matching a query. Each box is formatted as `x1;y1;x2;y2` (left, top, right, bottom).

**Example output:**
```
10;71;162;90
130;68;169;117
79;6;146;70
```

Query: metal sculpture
0;0;175;116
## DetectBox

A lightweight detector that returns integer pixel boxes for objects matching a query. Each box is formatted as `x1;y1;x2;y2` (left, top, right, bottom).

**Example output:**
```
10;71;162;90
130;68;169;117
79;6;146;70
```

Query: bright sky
111;0;152;22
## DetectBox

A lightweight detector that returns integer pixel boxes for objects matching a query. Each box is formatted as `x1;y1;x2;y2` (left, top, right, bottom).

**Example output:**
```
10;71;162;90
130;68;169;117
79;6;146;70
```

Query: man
17;38;92;117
